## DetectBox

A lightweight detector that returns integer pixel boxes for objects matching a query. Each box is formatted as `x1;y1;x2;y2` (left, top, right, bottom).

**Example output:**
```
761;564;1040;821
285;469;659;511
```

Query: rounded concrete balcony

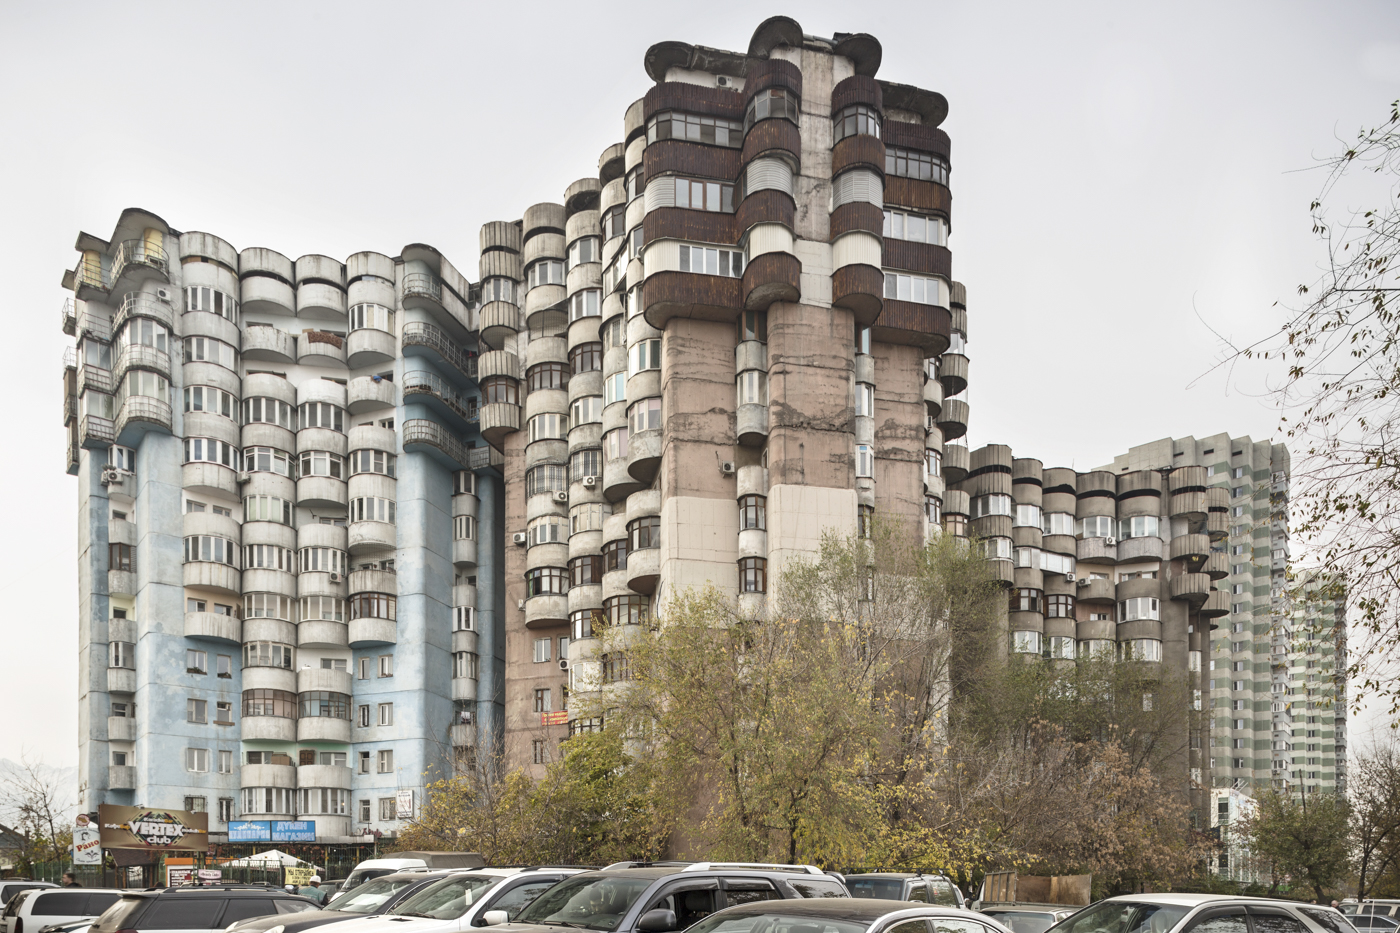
937;398;969;441
242;763;297;789
185;611;241;645
297;763;352;790
108;765;136;790
348;375;396;414
942;444;970;483
1202;589;1230;618
349;520;396;554
107;667;136;694
184;561;241;596
108;716;135;742
480;401;521;448
525;594;569;628
603;451;641;503
244;666;296;692
1208;512;1230;540
479;302;522;351
1076;578;1116;603
297;475;347;509
297;715;351;743
298;332;347;367
923;378;944;418
242;715;297;742
452;676;479;701
244;568;296;597
184;411;241;449
627;547;659;595
347;328;396;368
1170;572;1211;605
246;617;296;645
453;629;479;656
239;274;296;317
296;282;347;321
298;620;348;648
297;426;348;458
736;403;769;448
348;568;397;598
1117;535;1164;562
1170;490;1208;521
349;617;396;647
242;325;297;363
298;666;353;694
1170;533;1212;570
1076;536;1118;564
1205;552;1230;580
453;537;478;568
241;424;296;457
627;429;662;484
116;343;171;383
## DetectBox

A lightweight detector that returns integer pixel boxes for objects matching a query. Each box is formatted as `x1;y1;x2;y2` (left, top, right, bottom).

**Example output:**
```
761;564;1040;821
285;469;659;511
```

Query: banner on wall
98;804;209;852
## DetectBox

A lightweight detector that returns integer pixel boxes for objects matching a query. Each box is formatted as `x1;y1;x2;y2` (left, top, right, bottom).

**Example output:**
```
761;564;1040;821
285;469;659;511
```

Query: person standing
61;873;81;888
298;876;326;905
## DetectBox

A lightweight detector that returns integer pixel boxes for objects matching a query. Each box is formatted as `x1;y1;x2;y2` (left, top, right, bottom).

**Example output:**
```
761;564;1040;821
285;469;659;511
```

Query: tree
1239;788;1353;901
1352;740;1400;898
0;757;75;875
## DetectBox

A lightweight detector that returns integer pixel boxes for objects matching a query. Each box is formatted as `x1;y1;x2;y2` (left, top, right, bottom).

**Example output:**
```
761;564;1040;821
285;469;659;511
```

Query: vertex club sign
99;804;209;852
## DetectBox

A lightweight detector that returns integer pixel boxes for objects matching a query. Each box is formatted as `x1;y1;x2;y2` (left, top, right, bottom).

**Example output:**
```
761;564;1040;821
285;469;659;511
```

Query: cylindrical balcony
242;326;297;363
348;375;396;414
1170;572;1212;605
297;715;352;743
183;561;241;596
297;475;347;509
242;763;297;789
297;331;347;367
107;667;136;694
185;612;241;644
108;717;136;742
348;521;396;554
346;328;397;369
349;618;396;646
298;620;349;648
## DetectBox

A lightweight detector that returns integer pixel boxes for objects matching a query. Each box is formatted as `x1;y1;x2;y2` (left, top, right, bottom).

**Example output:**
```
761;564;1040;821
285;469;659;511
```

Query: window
885;146;950;184
526;567;569;597
379;798;396;820
745;87;799;130
533;688;552;713
1010;588;1042;613
532;637;554;664
182;386;237;418
215;701;233;724
850;382;877;417
243;446;293;477
629;515;660;550
629;339;662;375
378;703;394;726
526;464;567;496
108;542;135;572
736;370;768;406
856;444;874;478
567;236;600;270
832;104;880;141
1042;512;1075;536
570;502;608;535
601;204;627;241
186;649;208;674
243;495;293;525
299;788;350;816
453;515;476;541
982;536;1012;560
943;513;967;537
244;544;293;571
678;244;744;277
358;704;370;727
349;593;396;620
1119;515;1160;539
604;426;629;460
629;398;662;433
377;750;394;773
184;535;235;565
570;555;604;586
483;276;516;304
566;288;601;321
243;397;296;429
299;690;352;720
738;310;768;343
883;272;945;306
925;495;942;524
738;494;766;530
527;412;568;442
602;652;631;683
738;557;768;593
478;376;519;407
672;177;736;212
349;497;396;523
300;596;345;622
1012;631;1042;655
1120;638;1164;662
527;361;570;393
1013;504;1042;528
1077;515;1114;539
971;494;1012;518
216;796;234;823
1045;594;1075;618
626;165;646;202
298;401;344;431
603;594;649;627
528;514;566;546
187;698;208;723
570;341;603;374
926;448;941;477
1048;636;1077;660
570;395;603;426
648;110;743;147
185;748;209;772
453;651;480;679
1014;547;1041;569
184;335;237;369
375;654;393;678
1119;597;1161;621
184;437;241;470
526;259;564;289
882;209;948;245
184;285;239;321
239;690;294;720
298;450;344;479
243;642;294;669
1041;550;1076;575
299;547;346;574
603;539;629;572
347;301;393;332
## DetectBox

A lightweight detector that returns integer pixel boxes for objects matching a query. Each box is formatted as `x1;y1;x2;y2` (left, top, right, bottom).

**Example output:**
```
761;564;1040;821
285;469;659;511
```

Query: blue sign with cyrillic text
272;820;316;842
228;821;271;842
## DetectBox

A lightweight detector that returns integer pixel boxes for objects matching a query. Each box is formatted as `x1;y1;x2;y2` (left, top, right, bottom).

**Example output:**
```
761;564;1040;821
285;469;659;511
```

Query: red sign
540;711;568;726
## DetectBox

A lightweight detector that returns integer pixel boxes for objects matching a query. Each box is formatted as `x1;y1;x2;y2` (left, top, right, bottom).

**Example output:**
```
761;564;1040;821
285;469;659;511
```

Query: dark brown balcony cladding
885;176;952;215
744;57;803;100
741;115;802;167
643;82;746;121
884;122;951;161
736;189;796;236
871;299;951;357
831;135;886;175
882;240;952;278
644;140;742;184
832;264;884;326
643;271;742;329
832;75;883;113
742;253;800;310
642;208;738;248
830;202;884;240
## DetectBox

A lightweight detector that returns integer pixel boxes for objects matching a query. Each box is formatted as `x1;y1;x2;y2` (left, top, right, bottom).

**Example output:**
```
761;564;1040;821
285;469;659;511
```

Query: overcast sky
2;1;1397;766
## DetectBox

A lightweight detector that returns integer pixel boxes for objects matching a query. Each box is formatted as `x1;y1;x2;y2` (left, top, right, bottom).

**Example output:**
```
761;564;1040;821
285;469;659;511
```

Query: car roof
1100;895;1322;909
845;874;922;881
575;867;824;882
118;887;315;899
713;899;975;922
33;889;126;896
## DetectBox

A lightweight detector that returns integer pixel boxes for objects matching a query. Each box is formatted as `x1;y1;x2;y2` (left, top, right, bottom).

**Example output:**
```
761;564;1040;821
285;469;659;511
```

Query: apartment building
61;215;503;840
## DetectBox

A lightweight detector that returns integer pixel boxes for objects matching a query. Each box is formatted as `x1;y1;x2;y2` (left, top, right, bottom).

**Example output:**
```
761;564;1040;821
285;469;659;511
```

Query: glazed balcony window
948;331;967;355
453;516;475;540
678;244;744;278
854;383;874;417
1042;512;1075;536
117;317;169;354
242;689;296;719
299;450;344;479
570;555;604;586
349;497;396;524
745;87;799;131
1041;551;1075;575
602;248;627;294
944;514;968;537
526;566;568;597
109;543;134;572
1119;597;1160;622
453;471;476;496
629;227;645;260
856;444;874;478
883;272;945;306
571;609;596;640
858;505;875;539
244;544;294;571
569;448;601;482
482;277;517;305
629;515;660;550
527;361;570;393
299;691;352;719
1079;639;1115;658
183;386;236;419
570;502;607;534
674;177;736;213
453;650;480;680
348;449;397;477
528;515;566;547
473;375;515;406
1013;504;1041;528
244;592;295;620
1077;515;1115;539
184;286;239;323
526;259;564;289
244;496;293;525
1045;594;1076;619
567;237;600;270
301;596;345;622
243;642;294;670
526;464;566;496
604;372;626;406
1011;631;1042;655
739;494;767;531
300;788;349;816
856;324;872;354
1119;638;1163;662
299;401;344;432
570;396;603;426
453;606;475;632
299;547;345;574
121;370;168;402
737;370;767;406
982;536;1013;561
528;412;568;442
925;495;942;524
184;535;235;565
109;446;136;472
349;303;393;333
244;446;293;477
601;205;627;241
602;652;632;683
109;641;135;669
648;111;743;147
570;342;602;375
604;426;629;459
569;289;601;321
1119;515;1160;539
1014;547;1042;570
244;397;296;430
604;594;649;627
350;593;396;620
1011;588;1042;613
882;210;948;246
885;146;950;185
242;787;295;816
970;494;1012;519
184;336;237;369
602;316;626;351
628;339;662;376
832;104;881;143
628;398;662;433
738;556;768;593
1047;636;1077;660
602;539;628;572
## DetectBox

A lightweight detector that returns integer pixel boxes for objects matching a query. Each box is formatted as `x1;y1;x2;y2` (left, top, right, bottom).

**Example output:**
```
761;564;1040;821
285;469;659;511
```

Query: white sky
2;1;1397;766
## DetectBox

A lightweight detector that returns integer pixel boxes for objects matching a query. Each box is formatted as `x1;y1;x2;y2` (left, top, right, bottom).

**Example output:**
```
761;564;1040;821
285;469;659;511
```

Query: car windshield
986;912;1057;933
688;912;871;933
342;869;397;894
1301;909;1357;933
394;876;497;921
1052;902;1189;933
333;877;422;913
846;879;904;900
515;875;656;932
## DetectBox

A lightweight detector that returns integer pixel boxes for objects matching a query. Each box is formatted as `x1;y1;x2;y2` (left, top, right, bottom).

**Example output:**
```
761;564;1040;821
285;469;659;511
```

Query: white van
335;853;485;901
1;889;123;933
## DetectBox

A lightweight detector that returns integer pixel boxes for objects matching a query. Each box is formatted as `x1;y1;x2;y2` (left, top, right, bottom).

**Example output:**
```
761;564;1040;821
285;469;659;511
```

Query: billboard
98;804;209;852
228;820;316;843
73;823;102;865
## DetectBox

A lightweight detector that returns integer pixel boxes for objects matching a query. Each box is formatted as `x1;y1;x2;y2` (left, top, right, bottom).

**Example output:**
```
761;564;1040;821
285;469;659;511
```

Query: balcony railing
72;257;105;292
80;415;115;447
61;298;78;336
404;370;478;426
402;321;478;382
78;364;115;396
402;418;493;471
117;395;172;434
402;272;443;304
64;394;78;426
115;292;176;334
110;240;168;284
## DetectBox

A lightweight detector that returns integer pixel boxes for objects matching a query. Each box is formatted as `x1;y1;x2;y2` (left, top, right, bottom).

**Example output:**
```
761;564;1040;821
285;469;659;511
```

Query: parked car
1046;894;1356;933
980;907;1079;933
844;874;964;908
35;920;94;933
229;870;478;933
0;887;56;915
2;889;123;933
1352;906;1400;921
1348;917;1399;931
86;885;320;933
338;854;486;897
638;896;1014;933
310;868;586;933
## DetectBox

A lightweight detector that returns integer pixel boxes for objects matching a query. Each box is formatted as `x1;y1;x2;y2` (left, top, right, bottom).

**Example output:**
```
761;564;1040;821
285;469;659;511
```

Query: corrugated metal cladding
745;158;794;196
644;178;676;213
832;169;884;208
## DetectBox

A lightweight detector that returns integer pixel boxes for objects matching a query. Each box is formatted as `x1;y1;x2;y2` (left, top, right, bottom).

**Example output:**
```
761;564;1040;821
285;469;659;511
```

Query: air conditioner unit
236;472;251;484
100;468;121;486
1078;578;1091;586
716;75;731;87
155;288;172;303
558;659;569;671
1065;572;1076;583
720;461;736;476
553;491;569;503
582;476;597;488
512;532;527;546
1105;536;1118;546
329;572;342;583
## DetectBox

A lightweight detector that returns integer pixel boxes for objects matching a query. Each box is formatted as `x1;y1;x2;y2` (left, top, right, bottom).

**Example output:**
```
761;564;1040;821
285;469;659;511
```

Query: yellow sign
285;866;314;886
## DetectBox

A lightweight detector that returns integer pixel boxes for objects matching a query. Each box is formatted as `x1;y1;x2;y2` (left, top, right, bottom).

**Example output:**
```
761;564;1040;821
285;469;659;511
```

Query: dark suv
494;862;848;933
88;885;320;933
227;870;465;933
